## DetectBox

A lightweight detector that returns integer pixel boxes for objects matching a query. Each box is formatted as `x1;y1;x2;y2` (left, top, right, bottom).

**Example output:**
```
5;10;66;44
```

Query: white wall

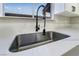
65;3;79;14
0;3;4;16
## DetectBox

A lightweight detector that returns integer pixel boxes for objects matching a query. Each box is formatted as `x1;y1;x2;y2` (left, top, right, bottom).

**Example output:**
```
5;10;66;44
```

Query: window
4;3;51;18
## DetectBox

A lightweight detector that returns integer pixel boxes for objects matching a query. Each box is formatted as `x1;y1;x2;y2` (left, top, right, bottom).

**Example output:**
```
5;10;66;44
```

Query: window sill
0;16;35;20
0;16;53;21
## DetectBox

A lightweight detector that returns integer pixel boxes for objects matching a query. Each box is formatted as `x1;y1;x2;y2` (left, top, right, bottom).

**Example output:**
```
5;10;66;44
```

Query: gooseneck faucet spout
36;5;46;35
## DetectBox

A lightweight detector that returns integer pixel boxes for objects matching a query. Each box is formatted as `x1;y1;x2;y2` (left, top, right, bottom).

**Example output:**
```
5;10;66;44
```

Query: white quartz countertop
1;27;79;56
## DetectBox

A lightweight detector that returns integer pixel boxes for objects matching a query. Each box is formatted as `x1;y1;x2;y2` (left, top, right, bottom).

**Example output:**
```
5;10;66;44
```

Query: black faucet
36;5;46;35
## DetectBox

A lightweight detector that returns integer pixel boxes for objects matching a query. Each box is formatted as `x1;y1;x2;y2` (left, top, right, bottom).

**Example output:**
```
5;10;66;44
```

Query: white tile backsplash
54;15;70;28
0;16;70;36
70;17;79;28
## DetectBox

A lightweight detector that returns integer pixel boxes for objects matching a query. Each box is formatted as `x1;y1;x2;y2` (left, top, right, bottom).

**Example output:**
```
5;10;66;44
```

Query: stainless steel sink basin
9;31;70;52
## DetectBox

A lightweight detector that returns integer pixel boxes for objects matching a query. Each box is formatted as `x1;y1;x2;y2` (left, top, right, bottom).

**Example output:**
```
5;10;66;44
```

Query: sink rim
16;31;53;36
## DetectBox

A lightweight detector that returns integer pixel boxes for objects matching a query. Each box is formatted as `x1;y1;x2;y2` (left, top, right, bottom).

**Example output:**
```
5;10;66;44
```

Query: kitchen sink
9;31;70;52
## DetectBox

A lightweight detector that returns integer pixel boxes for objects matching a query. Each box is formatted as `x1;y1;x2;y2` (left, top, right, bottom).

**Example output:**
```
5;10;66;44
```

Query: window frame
4;3;51;19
